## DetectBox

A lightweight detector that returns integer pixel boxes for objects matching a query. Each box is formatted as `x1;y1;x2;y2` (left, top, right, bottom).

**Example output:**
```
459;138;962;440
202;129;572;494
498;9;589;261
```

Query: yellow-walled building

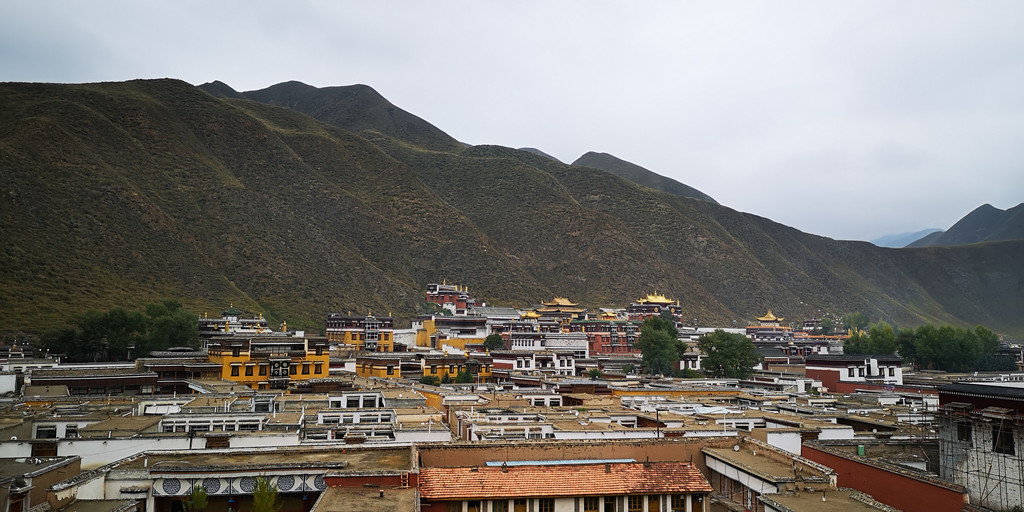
356;355;403;379
413;315;489;349
325;313;395;352
206;335;329;391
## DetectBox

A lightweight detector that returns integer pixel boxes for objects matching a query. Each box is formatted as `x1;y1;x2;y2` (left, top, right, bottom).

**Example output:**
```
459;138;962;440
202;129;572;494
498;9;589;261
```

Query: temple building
325;313;396;352
745;311;792;341
206;335;329;390
531;297;587;326
626;293;682;322
425;282;476;315
198;305;273;339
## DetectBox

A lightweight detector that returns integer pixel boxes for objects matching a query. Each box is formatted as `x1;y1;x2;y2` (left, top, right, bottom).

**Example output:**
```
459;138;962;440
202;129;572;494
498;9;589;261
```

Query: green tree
454;370;474;383
841;312;870;332
483;333;505;351
843;330;870;355
588;368;603;380
144;299;199;353
186;483;208;512
251;477;279;512
867;322;897;354
698;330;762;379
635;317;683;376
896;329;917;362
621;363;635;375
819;317;835;335
975;325;1000;354
441;373;453;384
914;324;984;372
419;375;440;386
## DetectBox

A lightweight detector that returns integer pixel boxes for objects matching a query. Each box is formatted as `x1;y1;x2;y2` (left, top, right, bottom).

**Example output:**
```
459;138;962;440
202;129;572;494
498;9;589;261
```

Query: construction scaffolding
939;402;1024;511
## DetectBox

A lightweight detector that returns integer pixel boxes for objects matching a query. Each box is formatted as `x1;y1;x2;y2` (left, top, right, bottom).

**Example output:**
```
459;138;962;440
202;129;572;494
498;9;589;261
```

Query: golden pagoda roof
521;311;542;319
756;311;783;322
543;296;579;307
637;293;674;305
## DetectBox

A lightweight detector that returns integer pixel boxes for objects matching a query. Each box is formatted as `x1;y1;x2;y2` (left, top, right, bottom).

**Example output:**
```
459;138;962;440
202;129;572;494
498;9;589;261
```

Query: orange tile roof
419;462;712;500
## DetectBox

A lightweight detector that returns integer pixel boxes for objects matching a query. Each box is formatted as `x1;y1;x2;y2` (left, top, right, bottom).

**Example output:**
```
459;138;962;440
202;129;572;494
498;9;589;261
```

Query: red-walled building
802;440;969;512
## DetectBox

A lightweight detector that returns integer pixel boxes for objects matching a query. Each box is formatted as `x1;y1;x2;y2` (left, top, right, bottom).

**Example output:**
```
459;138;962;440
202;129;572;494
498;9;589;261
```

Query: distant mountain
571;152;717;203
518;147;562;163
1;79;1023;336
907;203;1024;247
872;229;942;248
198;80;463;152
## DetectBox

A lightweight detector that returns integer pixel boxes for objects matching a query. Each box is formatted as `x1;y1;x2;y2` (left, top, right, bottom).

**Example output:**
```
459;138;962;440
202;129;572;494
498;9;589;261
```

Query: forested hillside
2;79;1022;335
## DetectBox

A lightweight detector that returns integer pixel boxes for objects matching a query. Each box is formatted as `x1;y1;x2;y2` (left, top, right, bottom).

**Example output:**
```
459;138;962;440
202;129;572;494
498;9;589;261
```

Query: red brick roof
419;462;712;500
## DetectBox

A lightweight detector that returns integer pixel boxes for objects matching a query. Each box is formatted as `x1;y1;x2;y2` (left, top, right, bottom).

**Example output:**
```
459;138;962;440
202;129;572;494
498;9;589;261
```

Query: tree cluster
842;322;897;355
39;300;199;361
697;330;762;379
634;316;685;376
843;320;1012;372
905;324;1010;372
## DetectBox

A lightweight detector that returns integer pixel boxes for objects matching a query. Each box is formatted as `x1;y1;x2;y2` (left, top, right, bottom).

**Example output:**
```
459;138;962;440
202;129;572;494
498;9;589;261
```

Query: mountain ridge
907;203;1024;247
1;79;1022;336
572;151;717;203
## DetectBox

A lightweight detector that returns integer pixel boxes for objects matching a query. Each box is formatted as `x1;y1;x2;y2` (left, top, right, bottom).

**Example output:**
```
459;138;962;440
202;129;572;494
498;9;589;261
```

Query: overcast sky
3;1;1022;241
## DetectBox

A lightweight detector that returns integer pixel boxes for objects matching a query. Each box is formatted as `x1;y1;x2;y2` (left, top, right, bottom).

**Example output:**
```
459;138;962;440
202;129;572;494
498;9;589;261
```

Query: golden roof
756;311;783;322
543;297;579;307
521;311;542;319
637;293;674;304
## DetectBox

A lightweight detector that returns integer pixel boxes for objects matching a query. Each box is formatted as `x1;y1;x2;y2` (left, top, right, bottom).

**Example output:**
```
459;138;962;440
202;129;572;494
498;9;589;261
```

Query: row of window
846;367;897;377
446;495;692;512
230;363;323;377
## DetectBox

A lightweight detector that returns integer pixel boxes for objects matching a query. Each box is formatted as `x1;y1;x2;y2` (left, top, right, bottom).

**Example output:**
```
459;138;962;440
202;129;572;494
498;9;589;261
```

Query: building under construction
938;382;1024;511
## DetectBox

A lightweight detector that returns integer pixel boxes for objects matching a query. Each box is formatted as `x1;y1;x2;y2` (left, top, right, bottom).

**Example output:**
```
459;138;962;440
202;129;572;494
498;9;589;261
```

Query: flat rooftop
311;486;416;512
761;488;894;511
120;446;412;473
703;447;828;482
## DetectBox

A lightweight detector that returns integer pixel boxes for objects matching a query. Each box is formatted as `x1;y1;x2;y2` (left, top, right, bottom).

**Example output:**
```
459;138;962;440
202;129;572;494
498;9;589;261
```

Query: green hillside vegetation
907;203;1024;247
572;151;717;203
2;79;1024;337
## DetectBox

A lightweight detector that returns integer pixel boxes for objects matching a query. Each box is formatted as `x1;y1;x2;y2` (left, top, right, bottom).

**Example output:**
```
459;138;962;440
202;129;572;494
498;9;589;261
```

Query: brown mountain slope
1;79;1022;336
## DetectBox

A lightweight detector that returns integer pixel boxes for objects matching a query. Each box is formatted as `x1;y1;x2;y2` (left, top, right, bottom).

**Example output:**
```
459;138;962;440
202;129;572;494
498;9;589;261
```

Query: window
993;424;1015;455
315;363;323;375
231;366;240;377
290;365;297;375
957;421;973;445
583;497;600;512
431;365;437;374
888;367;895;376
514;499;527;512
245;366;254;376
446;502;461;512
537;499;555;512
36;425;57;439
65;424;79;438
492;501;509;512
858;368;865;377
628;495;643;512
259;365;267;376
387;366;395;375
467;501;481;512
848;368;855;377
302;364;310;375
671;495;685;512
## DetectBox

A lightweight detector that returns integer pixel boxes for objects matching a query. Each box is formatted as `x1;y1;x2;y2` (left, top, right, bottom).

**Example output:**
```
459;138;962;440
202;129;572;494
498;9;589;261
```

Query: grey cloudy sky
3;1;1022;241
